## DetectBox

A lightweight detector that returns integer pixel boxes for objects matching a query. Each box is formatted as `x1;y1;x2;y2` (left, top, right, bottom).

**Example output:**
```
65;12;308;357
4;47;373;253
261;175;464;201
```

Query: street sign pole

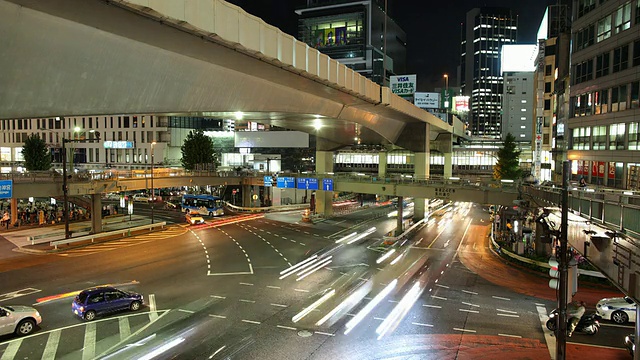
556;160;570;360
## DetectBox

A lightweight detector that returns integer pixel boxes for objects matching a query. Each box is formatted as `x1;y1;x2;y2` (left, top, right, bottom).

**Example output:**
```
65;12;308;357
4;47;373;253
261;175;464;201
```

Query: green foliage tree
22;134;52;171
181;130;217;170
493;133;522;180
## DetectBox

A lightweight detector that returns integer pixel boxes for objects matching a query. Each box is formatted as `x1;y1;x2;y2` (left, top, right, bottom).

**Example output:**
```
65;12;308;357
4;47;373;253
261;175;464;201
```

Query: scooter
546;309;600;335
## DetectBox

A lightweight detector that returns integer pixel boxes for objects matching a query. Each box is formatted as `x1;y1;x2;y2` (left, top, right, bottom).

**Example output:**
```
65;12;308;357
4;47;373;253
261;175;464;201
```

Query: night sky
226;0;556;91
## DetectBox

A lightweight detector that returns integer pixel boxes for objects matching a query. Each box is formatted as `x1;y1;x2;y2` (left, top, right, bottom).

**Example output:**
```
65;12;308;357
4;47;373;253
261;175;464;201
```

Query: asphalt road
0;203;631;359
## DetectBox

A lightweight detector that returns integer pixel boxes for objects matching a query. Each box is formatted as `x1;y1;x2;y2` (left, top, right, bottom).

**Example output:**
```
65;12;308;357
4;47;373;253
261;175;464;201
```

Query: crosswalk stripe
42;329;61;360
0;339;21;360
82;322;96;360
119;316;131;341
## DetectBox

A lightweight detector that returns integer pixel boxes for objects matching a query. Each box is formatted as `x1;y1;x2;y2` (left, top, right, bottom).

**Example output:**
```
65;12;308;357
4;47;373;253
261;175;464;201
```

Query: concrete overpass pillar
378;151;387;178
396;196;404;236
10;198;17;227
413;124;430;221
440;134;454;179
315;142;335;218
242;185;253;207
91;194;102;233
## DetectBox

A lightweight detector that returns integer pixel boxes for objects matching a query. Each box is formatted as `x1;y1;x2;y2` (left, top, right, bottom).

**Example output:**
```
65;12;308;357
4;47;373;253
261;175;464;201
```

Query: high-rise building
567;0;638;189
461;7;518;139
295;0;407;85
500;44;537;143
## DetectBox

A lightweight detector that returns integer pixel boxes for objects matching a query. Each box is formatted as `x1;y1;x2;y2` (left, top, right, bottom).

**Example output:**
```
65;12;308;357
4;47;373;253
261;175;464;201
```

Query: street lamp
444;74;450;121
150;141;156;225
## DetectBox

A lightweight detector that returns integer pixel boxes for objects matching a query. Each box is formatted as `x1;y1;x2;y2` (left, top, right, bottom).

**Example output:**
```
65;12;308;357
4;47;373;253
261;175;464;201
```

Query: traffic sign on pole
322;178;334;191
0;180;12;199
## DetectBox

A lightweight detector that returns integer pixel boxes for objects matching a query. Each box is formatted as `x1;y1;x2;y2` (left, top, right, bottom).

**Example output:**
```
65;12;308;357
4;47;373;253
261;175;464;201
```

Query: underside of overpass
0;0;465;152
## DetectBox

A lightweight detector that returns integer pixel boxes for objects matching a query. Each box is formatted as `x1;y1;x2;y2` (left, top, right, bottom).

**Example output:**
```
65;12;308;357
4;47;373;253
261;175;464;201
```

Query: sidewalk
0;215;151;249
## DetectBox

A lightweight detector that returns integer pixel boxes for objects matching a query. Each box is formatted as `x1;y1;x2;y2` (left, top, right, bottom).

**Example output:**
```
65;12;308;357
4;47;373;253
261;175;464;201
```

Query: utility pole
556;160;570;360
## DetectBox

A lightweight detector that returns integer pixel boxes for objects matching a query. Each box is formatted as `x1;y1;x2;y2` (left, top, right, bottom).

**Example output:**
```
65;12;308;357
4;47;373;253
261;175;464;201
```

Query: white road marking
239;282;254;286
374;317;386;321
431;295;447;301
314;331;335;336
0;288;41;303
294;289;310;293
346;313;356;317
435;284;449;289
270;303;288;308
118;317;131;341
41;330;62;359
239;299;256;303
178;309;195;313
0;340;21;360
497;313;519;318
492;296;511;301
241;319;261;325
267;285;281;289
423;304;442;309
412;322;433;327
148;294;158;321
277;325;297;331
211;295;226;299
496;308;518;314
453;328;476;333
461;302;480;307
535;303;546;306
498;333;522;338
537;305;555;360
462;290;478;295
209;314;227;319
459;309;479;313
82;322;96;360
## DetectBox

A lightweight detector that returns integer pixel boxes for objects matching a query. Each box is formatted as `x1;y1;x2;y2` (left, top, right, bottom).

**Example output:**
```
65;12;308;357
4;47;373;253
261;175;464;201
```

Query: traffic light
548;257;559;290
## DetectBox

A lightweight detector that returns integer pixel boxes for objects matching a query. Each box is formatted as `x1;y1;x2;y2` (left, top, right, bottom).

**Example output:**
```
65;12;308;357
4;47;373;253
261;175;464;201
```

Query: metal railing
50;222;166;250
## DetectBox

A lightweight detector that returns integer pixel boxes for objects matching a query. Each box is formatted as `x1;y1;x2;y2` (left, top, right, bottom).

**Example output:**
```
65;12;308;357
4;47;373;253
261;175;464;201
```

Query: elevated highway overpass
0;0;466;152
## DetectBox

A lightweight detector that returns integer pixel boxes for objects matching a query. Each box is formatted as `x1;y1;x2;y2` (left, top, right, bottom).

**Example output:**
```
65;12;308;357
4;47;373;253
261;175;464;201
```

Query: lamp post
151;141;156;225
444;74;450;121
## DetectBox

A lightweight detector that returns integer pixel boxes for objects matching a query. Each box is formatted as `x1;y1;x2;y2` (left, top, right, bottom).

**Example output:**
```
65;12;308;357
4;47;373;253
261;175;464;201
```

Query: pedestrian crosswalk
57;226;188;257
0;310;167;360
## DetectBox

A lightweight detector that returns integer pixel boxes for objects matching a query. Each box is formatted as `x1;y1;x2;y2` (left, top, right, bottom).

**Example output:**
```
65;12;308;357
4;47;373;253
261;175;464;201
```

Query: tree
22;134;51;171
180;130;217;170
493;133;522;180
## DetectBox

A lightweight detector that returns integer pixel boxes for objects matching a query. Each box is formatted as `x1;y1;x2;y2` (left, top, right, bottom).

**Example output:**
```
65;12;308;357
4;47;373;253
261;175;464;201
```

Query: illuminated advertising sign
103;141;135;149
453;96;469;112
390;75;417;96
500;44;537;73
414;92;440;109
314;27;347;48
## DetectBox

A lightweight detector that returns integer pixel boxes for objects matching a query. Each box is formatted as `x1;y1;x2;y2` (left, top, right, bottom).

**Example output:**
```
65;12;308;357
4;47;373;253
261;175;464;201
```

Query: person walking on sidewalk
2;211;9;229
567;300;586;337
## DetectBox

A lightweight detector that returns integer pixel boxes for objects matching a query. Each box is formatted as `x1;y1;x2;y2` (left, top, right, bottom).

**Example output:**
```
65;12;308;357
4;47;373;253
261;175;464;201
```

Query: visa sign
390;74;417;96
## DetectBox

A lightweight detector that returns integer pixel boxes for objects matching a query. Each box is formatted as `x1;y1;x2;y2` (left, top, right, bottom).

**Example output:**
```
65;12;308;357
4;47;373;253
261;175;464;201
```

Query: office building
567;0;638;189
461;7;518;138
296;0;407;85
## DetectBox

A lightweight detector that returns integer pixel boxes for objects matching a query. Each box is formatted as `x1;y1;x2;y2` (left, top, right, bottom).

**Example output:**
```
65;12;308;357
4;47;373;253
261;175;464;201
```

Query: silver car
0;305;42;336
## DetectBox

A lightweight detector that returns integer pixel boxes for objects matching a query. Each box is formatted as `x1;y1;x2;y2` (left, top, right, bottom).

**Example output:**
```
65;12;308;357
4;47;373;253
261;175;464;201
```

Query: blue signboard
277;177;296;188
322;178;334;191
297;177;319;190
0;180;12;199
263;176;273;187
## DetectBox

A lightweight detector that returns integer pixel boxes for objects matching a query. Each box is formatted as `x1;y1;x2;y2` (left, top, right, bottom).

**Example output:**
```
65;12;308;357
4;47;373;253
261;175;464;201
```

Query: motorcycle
546;308;600;335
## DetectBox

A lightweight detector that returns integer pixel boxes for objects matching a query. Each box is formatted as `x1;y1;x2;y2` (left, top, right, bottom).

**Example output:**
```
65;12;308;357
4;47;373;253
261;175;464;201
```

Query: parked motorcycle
546;309;600;335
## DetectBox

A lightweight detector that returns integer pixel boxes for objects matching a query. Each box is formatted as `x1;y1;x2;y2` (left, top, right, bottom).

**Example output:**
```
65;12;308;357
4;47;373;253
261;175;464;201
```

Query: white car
132;194;150;203
0;305;42;336
596;296;636;324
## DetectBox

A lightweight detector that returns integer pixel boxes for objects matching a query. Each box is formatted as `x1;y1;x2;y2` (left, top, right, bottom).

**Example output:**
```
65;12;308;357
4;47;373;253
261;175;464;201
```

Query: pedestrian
2;211;9;230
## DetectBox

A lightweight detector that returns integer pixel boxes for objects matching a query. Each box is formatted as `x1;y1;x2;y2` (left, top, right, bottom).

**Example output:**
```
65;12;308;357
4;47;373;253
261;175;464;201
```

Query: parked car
0;305;42;336
186;212;205;225
132;194;150;203
625;334;635;357
72;286;143;321
596;296;636;324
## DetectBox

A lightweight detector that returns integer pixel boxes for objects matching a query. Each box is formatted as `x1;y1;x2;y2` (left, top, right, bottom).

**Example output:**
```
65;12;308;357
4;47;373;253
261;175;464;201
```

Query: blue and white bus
181;194;225;217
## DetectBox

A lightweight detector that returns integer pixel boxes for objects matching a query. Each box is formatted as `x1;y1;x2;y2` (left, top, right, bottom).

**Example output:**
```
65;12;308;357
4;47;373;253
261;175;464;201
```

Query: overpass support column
10;198;17;227
437;133;454;179
315;140;336;218
91;194;102;233
413;124;430;221
378;151;387;178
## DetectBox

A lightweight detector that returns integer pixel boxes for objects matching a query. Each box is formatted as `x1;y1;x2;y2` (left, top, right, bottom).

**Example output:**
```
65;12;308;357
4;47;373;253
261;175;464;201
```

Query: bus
181;194;225;217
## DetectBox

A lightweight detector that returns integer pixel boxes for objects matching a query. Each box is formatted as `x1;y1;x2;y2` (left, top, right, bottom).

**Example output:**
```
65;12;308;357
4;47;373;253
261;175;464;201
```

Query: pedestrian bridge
3;170;521;206
0;0;466;151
